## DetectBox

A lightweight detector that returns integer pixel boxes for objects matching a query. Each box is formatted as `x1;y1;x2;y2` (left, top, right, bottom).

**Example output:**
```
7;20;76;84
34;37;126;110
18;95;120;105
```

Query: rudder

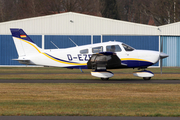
10;29;42;57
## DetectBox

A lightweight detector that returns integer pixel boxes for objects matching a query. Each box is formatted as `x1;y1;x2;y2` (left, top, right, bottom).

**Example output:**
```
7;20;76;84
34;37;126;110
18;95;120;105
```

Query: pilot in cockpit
110;45;116;52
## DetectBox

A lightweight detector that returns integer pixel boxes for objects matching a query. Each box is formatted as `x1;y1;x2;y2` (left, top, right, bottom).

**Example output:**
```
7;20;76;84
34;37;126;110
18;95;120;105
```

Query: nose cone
160;52;169;59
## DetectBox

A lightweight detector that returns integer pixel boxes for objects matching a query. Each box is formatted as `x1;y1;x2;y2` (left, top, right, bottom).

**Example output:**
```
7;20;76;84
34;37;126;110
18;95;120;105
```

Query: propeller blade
160;58;162;74
160;36;163;74
160;36;163;52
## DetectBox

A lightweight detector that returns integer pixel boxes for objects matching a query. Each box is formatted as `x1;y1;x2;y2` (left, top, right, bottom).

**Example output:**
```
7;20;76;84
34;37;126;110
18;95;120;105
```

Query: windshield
122;43;134;51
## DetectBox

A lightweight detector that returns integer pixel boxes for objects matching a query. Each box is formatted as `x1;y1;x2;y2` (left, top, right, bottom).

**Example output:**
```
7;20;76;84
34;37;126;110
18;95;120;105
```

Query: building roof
0;12;177;36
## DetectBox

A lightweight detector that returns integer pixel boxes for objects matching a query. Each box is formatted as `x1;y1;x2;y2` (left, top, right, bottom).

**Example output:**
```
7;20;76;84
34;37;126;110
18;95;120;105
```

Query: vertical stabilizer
10;29;42;57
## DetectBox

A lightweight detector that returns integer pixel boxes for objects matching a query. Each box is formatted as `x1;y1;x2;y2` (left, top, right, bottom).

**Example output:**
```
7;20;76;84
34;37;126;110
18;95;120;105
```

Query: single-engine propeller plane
10;28;169;80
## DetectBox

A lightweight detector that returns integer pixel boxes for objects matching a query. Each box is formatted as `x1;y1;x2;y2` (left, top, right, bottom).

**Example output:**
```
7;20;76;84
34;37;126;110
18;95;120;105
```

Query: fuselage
27;41;160;69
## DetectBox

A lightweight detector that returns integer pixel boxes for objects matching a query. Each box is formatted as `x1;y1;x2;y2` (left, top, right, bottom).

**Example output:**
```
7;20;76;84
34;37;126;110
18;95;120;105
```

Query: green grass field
0;67;180;74
0;67;180;80
0;67;180;116
0;83;180;116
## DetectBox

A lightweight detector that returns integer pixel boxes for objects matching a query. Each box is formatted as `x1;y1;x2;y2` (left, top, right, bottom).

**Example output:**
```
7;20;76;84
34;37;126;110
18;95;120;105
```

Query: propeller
159;36;169;74
160;36;163;74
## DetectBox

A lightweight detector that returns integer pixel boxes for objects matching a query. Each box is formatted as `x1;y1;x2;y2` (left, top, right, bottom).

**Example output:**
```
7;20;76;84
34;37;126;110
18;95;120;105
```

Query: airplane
10;28;169;80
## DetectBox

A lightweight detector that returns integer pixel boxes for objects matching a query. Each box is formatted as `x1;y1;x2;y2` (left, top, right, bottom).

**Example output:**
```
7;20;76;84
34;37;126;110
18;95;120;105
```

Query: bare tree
0;0;5;22
141;0;177;25
1;0;180;25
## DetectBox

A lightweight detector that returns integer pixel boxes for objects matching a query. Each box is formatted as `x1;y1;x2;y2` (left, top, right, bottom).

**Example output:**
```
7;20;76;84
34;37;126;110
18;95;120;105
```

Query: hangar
0;12;179;67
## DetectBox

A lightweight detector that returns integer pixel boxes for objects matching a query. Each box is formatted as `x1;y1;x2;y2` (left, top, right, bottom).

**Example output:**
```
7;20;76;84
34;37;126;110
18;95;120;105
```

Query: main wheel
101;78;109;80
143;77;151;80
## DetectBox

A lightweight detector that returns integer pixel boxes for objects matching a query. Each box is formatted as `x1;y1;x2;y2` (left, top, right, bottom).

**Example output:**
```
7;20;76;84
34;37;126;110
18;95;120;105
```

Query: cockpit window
92;46;103;53
106;45;121;52
122;43;134;51
80;49;88;54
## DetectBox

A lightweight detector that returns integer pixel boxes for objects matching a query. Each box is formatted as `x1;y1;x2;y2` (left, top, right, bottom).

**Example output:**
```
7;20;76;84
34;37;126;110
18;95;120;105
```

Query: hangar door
162;36;180;67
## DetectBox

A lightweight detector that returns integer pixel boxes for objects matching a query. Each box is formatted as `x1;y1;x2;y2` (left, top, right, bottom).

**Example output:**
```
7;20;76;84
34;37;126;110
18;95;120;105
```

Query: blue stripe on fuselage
121;60;153;68
45;53;80;64
65;65;88;69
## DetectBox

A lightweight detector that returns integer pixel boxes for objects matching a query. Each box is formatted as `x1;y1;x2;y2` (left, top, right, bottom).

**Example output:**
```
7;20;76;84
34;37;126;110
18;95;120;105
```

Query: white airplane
10;28;168;80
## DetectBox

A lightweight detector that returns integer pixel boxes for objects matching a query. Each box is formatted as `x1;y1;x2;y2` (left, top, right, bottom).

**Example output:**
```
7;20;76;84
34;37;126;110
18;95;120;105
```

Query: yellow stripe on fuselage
121;58;150;62
17;37;87;66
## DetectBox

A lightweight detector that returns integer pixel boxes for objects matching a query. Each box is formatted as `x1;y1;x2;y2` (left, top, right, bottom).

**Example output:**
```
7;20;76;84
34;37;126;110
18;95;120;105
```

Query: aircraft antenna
50;41;59;49
69;38;78;47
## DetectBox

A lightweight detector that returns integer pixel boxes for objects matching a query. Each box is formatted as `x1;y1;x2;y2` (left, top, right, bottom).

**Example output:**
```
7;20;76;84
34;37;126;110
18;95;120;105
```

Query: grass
0;67;180;116
0;83;180;116
0;73;180;80
0;67;179;80
0;67;179;74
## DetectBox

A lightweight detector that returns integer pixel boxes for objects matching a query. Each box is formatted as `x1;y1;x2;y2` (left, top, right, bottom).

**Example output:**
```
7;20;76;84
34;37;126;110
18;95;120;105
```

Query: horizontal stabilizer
12;59;30;61
12;59;30;64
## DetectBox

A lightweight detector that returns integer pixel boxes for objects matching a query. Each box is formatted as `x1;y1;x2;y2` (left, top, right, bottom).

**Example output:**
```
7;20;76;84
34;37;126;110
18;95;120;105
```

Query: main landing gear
101;78;109;80
143;77;151;80
91;71;114;80
91;70;154;81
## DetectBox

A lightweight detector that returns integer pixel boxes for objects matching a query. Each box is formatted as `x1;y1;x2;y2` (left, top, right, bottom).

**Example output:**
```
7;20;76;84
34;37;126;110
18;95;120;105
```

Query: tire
101;78;109;80
143;77;151;80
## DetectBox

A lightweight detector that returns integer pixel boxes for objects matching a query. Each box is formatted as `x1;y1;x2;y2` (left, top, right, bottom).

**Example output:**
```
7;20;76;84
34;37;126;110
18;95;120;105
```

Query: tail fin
10;29;42;57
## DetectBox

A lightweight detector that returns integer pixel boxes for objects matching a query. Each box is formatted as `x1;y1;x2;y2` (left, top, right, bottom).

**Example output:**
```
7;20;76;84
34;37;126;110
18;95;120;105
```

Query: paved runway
0;79;180;84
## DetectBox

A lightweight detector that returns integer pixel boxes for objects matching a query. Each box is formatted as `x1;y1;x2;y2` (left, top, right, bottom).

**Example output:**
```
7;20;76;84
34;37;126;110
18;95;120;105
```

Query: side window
80;49;88;54
92;46;103;53
106;45;121;52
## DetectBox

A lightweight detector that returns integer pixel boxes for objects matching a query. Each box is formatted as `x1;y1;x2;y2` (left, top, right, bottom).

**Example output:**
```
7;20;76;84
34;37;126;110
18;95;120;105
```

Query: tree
0;0;5;21
141;0;178;25
100;0;119;19
1;0;180;25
